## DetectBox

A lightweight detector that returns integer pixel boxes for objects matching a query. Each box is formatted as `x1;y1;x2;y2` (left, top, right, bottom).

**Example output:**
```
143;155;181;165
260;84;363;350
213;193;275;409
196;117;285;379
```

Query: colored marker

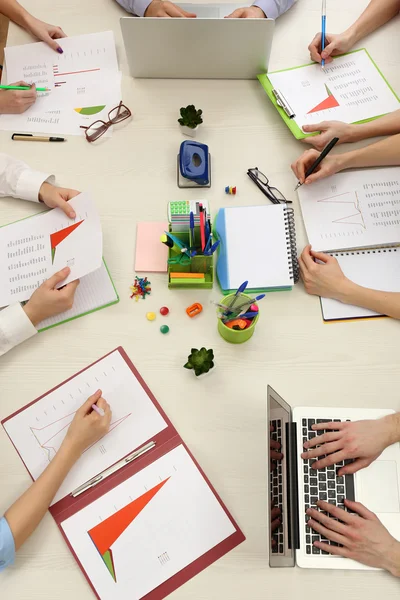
199;204;206;251
321;0;326;68
190;211;195;248
0;84;50;92
92;403;105;417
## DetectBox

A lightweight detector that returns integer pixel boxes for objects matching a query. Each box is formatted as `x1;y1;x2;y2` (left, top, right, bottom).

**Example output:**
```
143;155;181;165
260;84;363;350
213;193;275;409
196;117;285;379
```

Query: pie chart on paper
74;105;106;115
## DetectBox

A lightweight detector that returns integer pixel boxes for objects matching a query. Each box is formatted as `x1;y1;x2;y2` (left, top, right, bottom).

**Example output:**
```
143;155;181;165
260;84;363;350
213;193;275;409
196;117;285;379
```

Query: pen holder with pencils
167;226;214;289
217;293;259;343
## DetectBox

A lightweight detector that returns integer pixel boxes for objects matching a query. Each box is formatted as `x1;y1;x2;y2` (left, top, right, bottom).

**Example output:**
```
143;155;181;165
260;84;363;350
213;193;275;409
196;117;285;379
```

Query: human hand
226;6;266;18
270;503;281;546
23;267;80;327
291;149;342;185
301;121;355;150
39;183;79;219
270;424;283;469
299;245;349;300
62;391;112;457
0;81;36;114
306;500;400;575
302;415;396;474
308;31;355;65
145;1;196;17
23;15;66;53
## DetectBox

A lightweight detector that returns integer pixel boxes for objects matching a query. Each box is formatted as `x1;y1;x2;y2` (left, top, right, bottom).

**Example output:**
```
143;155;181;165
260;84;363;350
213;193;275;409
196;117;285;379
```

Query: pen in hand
294;137;339;191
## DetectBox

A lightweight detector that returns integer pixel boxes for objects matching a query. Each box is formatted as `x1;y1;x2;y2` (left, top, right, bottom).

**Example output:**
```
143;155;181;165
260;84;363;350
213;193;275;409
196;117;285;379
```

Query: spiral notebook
214;205;299;293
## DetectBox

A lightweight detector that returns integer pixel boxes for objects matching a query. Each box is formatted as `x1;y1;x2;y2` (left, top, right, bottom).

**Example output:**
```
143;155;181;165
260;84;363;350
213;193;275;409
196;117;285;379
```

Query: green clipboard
258;48;400;140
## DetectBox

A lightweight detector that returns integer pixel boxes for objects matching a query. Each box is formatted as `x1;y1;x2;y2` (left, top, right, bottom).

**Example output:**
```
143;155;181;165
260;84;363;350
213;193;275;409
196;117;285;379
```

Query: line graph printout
62;445;236;600
298;167;400;252
3;350;168;505
0;192;102;307
268;50;399;128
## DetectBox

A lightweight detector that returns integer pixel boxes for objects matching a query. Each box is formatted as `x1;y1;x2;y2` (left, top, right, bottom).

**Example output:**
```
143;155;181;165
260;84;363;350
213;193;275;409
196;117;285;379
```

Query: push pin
225;186;237;195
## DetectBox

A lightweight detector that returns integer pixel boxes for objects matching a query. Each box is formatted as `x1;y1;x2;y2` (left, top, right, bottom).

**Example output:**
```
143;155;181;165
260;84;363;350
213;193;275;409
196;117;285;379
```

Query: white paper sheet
3;350;168;504
298;167;400;252
37;260;118;330
268;50;399;129
61;445;236;600
320;248;400;321
0;32;122;135
0;192;103;306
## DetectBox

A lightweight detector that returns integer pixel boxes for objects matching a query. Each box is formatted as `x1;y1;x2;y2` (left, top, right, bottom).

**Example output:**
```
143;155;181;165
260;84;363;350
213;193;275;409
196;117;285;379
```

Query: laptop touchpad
358;461;400;513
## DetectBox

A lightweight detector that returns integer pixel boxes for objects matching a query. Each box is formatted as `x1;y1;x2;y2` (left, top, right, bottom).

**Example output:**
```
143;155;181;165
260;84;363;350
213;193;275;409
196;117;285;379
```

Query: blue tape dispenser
177;140;211;188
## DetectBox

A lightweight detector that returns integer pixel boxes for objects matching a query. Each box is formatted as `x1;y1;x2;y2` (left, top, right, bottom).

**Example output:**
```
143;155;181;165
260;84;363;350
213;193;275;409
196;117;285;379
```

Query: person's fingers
312;421;345;432
304;430;341;449
308;33;322;63
51;194;77;218
338;457;371;476
311;450;348;470
344;499;378;520
44;34;63;52
46;266;71;289
307;518;348;546
270;439;281;450
270;450;283;461
271;506;281;520
61;188;81;201
226;8;245;17
95;396;108;411
269;424;274;432
79;389;102;416
51;26;67;39
309;248;333;264
302;441;342;460
304;168;326;185
314;540;349;557
300;245;316;269
298;254;306;278
178;7;196;17
302;123;325;133
165;4;193;16
298;150;319;183
60;279;80;299
321;40;337;60
307;507;348;535
270;517;281;532
316;500;354;524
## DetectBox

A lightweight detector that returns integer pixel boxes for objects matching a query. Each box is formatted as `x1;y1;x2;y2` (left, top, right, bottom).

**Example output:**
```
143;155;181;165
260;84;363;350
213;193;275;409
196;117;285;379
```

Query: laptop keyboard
302;418;355;556
270;418;283;554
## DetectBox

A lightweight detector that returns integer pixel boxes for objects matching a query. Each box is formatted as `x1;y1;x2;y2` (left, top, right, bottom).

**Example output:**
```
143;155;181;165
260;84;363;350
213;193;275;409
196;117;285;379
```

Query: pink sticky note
135;222;169;273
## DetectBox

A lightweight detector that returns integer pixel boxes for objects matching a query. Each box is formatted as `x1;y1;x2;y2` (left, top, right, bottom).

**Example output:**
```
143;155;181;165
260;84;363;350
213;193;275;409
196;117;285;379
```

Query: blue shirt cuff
0;517;15;571
116;0;152;17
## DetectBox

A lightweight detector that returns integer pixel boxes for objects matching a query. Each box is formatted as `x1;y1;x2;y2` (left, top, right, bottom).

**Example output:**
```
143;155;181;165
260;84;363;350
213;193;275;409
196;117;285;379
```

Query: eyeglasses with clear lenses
80;102;132;143
247;167;291;204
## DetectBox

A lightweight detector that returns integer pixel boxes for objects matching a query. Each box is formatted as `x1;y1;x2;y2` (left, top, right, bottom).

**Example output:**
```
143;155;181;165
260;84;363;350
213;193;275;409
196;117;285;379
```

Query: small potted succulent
178;104;203;138
184;347;214;377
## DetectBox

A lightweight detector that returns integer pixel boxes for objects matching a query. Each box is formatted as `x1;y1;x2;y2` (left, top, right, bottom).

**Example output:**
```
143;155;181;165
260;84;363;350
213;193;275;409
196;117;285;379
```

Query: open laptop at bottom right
267;385;400;570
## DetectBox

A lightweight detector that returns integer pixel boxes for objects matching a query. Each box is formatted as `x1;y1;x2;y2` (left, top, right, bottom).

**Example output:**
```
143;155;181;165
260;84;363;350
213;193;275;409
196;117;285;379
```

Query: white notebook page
225;205;292;289
268;50;399;129
298;167;400;252
320;248;400;321
38;261;118;330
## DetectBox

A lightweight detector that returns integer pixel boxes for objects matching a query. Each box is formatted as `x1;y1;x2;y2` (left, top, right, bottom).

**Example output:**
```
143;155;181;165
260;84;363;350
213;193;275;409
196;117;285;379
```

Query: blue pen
204;239;220;256
189;211;195;248
224;311;258;323
205;219;210;244
321;0;326;68
204;232;213;254
227;280;248;309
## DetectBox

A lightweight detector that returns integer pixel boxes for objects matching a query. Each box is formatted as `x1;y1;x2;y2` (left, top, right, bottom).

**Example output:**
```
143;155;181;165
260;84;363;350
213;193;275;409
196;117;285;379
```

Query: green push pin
160;325;170;334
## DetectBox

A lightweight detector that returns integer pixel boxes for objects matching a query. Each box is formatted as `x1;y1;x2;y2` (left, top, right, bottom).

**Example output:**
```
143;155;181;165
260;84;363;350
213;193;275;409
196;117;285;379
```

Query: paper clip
272;89;295;119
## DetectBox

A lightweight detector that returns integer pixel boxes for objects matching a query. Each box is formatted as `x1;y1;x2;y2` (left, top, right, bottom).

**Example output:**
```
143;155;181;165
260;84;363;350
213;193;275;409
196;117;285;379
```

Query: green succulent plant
184;347;214;376
178;105;203;129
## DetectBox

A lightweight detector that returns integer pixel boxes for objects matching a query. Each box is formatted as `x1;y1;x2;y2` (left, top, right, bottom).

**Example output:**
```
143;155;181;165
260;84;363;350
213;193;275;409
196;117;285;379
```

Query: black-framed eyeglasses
80;101;132;142
247;167;292;204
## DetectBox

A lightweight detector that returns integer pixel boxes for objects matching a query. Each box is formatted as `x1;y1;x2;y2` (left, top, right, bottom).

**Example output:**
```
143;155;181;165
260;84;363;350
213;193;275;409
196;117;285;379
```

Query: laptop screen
267;386;296;567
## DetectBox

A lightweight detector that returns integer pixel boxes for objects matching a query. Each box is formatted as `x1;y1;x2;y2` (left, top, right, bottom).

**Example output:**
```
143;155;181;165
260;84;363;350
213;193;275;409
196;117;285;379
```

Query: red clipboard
2;347;245;599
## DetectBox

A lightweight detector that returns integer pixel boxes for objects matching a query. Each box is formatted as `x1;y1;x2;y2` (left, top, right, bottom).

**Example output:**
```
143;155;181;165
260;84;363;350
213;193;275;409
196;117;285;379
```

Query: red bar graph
308;85;339;114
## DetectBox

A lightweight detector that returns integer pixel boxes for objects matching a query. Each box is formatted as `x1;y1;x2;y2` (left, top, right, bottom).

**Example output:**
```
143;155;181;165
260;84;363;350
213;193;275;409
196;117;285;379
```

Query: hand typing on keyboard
306;499;400;575
301;417;398;475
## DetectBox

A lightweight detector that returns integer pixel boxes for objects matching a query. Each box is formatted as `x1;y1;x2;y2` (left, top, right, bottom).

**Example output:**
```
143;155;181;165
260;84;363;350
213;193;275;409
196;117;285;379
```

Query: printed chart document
262;49;399;138
3;350;168;505
2;348;244;600
0;31;121;135
297;167;400;252
0;192;102;306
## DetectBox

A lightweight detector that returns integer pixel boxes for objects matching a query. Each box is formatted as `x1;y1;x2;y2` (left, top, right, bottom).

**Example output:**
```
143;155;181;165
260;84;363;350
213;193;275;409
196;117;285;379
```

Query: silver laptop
267;385;400;569
120;4;274;79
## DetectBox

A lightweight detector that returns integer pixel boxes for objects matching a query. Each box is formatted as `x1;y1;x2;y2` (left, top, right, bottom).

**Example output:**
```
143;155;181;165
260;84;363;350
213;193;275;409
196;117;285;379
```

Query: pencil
0;84;50;92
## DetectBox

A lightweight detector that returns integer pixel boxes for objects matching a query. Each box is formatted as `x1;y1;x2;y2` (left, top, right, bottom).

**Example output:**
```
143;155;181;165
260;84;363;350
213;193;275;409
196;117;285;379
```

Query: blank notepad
217;205;294;290
38;261;119;331
320;248;400;321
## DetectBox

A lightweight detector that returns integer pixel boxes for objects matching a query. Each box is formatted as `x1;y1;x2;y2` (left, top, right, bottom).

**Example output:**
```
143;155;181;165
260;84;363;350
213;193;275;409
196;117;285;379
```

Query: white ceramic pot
180;124;198;138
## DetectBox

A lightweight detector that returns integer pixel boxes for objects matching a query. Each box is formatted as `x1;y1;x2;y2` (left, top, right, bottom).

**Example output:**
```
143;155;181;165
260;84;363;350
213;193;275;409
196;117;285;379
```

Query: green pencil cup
217;293;259;344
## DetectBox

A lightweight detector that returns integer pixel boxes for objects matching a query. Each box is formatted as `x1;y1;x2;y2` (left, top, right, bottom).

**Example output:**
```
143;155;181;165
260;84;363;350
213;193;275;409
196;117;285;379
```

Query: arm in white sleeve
0;153;54;203
0;303;37;357
253;0;296;18
114;0;152;17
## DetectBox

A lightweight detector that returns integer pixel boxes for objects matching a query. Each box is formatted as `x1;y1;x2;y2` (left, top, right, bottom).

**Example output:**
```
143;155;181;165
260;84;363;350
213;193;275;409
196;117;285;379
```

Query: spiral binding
330;247;398;257
283;206;300;283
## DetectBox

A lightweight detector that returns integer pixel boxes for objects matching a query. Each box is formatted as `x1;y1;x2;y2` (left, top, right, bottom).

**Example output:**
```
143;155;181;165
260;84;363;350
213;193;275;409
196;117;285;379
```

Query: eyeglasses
80;101;132;142
247;167;291;204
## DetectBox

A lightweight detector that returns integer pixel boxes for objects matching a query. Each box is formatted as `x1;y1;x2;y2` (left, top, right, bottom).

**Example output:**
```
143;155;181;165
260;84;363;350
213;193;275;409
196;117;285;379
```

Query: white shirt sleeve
0;153;54;203
253;0;297;19
0;303;37;357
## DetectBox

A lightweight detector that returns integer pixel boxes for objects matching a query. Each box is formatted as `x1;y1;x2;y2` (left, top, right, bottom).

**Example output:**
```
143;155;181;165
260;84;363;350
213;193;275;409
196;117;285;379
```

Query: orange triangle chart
50;220;84;264
88;477;170;582
308;85;339;114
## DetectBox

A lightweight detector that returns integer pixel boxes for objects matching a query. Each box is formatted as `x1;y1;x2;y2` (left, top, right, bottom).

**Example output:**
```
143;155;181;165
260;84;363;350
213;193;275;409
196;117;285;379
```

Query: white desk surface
1;0;400;598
